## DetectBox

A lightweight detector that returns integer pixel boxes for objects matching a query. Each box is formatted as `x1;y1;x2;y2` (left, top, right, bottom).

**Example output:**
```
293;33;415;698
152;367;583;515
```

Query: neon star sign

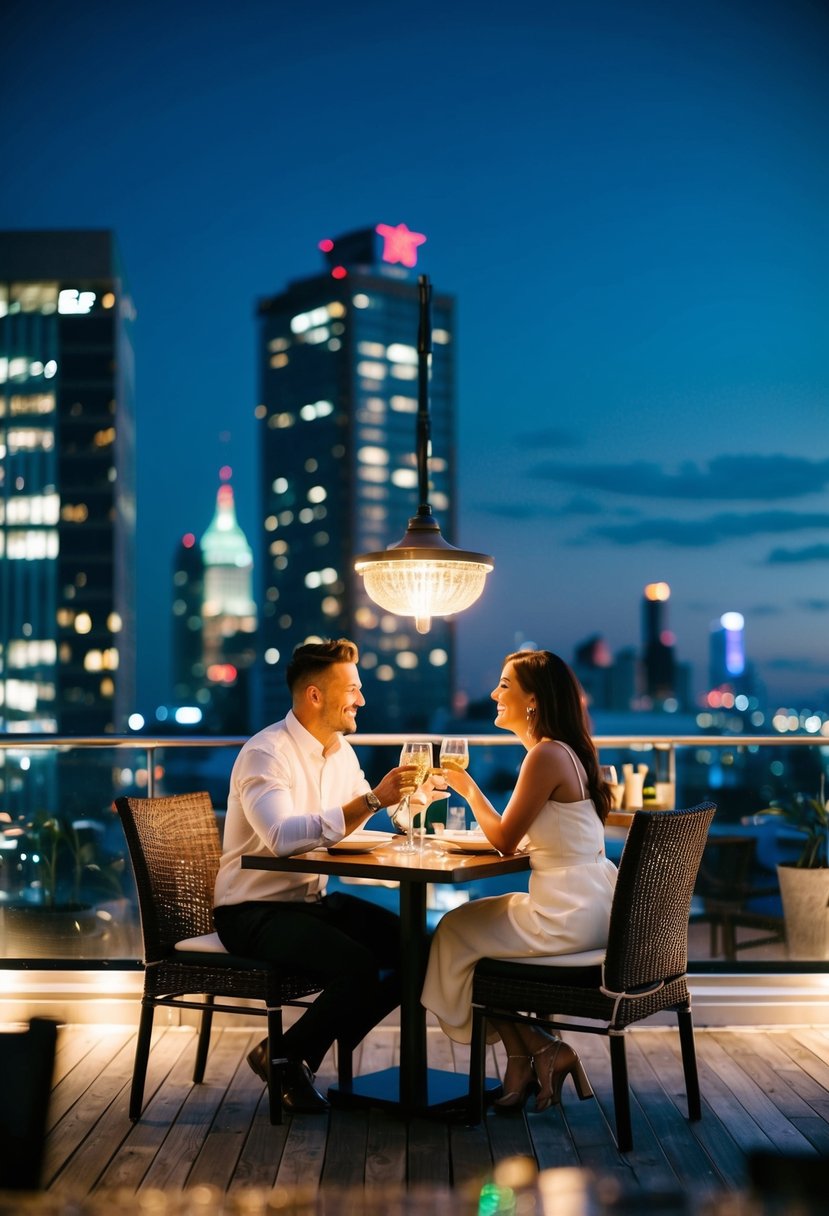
376;222;426;268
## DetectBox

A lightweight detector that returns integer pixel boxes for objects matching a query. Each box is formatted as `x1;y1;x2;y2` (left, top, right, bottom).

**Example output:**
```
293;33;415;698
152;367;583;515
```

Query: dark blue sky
3;0;828;714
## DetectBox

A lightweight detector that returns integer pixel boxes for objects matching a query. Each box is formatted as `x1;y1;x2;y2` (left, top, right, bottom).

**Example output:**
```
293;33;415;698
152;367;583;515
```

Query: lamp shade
355;513;494;634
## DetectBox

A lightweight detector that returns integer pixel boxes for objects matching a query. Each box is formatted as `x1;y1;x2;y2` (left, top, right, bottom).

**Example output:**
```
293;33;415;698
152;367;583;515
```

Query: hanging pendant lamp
354;274;494;634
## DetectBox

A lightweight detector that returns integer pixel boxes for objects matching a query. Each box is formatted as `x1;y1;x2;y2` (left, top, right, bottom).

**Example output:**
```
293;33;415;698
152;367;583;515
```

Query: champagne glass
395;741;432;854
439;737;469;774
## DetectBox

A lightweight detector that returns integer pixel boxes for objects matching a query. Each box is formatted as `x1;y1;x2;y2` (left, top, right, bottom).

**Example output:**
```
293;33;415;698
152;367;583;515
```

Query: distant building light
644;582;670;601
264;648;280;665
175;706;203;725
128;713;145;731
375;222;426;268
331;266;347;280
58;289;96;314
318;238;334;252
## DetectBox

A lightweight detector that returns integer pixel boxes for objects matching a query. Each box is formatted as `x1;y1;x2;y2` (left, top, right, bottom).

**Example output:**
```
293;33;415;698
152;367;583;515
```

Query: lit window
391;469;417;488
8;428;55;451
93;427;115;447
84;651;103;672
102;292;116;309
74;613;92;635
264;647;280;665
100;678;114;697
269;337;290;353
390;364;418;381
327;338;341;351
58;289;96;314
357;361;386;379
376;665;395;682
299;508;314;523
321;596;340;617
44;361;57;378
7;530;59;559
278;510;294;524
358;466;388;483
353;294;370;308
390;395;417;413
305;459;318;472
429;649;449;667
305;572;321;589
433;328;451;344
386;343;417;365
396;651;418;669
327;301;346;318
361;651;378;669
355;606;379;628
431;491;449;510
273;477;288;492
270;353;289;369
358;446;389;465
254;404;267;419
265;515;278;531
307;485;327;503
358;341;385;357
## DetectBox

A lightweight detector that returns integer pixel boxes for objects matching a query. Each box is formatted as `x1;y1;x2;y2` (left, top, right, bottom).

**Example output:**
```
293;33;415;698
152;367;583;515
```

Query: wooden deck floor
29;1021;829;1211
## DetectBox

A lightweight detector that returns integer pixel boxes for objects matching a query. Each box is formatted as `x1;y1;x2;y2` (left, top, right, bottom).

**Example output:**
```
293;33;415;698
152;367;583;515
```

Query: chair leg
467;1009;486;1125
130;1001;155;1121
336;1038;352;1087
266;1008;284;1126
609;1032;633;1153
677;1005;702;1121
193;994;215;1083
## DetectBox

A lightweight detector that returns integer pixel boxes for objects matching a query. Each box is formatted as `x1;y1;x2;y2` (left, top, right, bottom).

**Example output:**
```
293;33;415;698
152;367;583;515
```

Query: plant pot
776;865;829;961
2;902;103;959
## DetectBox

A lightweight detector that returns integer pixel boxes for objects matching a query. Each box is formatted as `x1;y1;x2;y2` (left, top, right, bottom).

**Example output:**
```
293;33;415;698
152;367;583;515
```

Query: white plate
438;833;498;854
327;830;392;855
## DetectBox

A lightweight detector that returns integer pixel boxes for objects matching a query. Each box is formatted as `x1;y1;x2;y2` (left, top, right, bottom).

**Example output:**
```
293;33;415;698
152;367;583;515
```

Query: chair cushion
506;948;606;968
174;932;229;953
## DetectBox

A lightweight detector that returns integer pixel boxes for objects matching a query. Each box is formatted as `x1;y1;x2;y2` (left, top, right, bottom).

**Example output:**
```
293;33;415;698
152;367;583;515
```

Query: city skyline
3;0;827;717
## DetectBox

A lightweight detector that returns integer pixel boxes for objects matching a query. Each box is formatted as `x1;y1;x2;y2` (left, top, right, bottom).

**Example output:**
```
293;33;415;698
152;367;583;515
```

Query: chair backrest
114;792;221;962
0;1018;58;1190
603;802;716;993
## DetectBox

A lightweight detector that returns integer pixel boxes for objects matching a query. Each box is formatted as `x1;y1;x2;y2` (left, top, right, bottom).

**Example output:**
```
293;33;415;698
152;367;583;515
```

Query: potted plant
761;786;829;960
2;809;125;958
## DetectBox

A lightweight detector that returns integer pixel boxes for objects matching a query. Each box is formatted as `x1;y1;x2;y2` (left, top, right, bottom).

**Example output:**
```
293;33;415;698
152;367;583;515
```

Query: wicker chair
467;801;716;1152
0;1018;58;1190
114;791;351;1124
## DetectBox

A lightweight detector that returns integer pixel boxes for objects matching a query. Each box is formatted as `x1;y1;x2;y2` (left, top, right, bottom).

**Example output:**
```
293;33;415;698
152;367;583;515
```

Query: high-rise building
200;478;257;731
171;531;205;705
641;582;677;705
255;224;455;731
0;231;136;737
170;476;257;732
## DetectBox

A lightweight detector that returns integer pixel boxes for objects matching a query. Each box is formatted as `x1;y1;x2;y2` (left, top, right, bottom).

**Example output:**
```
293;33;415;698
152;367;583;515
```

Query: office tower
255;224;454;731
0;230;136;738
200;478;257;731
641;582;676;706
171;531;205;705
708;611;756;706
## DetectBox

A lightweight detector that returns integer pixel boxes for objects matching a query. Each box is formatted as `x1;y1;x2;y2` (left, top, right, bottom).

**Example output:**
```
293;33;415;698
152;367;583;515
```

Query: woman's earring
526;706;536;726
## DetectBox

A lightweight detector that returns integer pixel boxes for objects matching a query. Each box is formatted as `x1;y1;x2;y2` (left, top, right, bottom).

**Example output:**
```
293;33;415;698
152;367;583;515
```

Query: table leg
398;878;429;1109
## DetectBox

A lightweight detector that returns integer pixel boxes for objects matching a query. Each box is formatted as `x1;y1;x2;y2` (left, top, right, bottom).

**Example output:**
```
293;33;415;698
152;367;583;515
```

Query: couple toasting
214;638;616;1115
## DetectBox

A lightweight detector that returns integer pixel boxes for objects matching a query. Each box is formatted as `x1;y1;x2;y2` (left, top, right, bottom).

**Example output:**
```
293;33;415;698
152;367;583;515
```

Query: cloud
796;599;829;611
529;454;829;501
587;511;829;547
767;544;829;564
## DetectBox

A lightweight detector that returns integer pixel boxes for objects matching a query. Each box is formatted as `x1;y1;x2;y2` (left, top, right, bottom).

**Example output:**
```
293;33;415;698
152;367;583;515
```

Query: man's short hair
286;639;359;693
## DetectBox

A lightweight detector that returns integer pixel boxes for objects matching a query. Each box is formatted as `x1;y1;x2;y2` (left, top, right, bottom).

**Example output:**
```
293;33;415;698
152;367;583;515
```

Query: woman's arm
442;743;570;854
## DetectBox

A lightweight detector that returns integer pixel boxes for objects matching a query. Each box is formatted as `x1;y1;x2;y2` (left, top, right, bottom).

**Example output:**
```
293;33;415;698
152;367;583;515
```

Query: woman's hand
437;765;476;802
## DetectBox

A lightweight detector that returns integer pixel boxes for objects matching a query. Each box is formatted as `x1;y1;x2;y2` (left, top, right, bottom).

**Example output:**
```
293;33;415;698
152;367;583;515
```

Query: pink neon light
182;532;196;548
219;464;232;481
318;238;334;252
331;265;347;279
375;222;426;268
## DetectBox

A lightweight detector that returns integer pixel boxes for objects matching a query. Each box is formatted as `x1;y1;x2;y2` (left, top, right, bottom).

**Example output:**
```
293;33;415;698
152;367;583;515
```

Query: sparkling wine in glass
396;741;432;853
440;737;469;774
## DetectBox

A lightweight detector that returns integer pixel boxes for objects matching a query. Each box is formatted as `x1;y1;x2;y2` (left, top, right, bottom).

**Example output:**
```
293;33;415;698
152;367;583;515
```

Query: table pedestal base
328;1067;502;1116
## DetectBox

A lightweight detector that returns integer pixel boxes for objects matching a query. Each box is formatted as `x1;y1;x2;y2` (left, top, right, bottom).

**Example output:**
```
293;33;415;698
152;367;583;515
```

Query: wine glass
439;737;469;776
394;741;432;854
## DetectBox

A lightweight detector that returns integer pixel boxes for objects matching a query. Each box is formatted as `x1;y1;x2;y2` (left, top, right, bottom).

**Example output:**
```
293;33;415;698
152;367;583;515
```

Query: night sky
3;0;828;716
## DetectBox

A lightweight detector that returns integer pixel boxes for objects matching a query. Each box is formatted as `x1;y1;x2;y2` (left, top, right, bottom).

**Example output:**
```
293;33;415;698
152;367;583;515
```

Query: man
214;638;416;1114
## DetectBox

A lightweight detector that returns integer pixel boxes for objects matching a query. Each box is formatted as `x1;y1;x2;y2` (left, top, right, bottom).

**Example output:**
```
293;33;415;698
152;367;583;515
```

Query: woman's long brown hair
504;649;610;823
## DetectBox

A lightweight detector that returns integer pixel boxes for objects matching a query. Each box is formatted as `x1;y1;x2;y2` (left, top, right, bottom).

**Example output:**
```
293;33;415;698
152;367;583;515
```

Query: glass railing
0;732;826;970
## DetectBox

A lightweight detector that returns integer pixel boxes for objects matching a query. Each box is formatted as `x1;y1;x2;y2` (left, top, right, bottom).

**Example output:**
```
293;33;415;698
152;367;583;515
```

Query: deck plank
10;1023;828;1207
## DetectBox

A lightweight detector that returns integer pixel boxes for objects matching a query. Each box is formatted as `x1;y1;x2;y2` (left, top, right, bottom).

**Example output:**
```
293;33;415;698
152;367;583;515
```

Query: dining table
242;832;531;1116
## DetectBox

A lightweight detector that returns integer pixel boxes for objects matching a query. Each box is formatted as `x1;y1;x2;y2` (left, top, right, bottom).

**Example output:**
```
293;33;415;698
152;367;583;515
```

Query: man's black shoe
281;1060;330;1114
246;1041;330;1114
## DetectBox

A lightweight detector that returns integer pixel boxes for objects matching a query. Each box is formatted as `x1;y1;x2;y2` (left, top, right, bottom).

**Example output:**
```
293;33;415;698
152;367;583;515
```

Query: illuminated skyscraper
255;224;455;730
641;581;677;705
171;531;205;705
0;231;136;737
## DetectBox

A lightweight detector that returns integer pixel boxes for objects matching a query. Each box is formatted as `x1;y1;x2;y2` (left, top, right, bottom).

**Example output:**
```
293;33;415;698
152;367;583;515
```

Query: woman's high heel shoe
493;1054;540;1114
532;1038;593;1112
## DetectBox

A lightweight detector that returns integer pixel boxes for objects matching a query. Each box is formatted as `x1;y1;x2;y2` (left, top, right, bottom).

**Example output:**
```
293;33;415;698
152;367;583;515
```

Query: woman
421;649;616;1113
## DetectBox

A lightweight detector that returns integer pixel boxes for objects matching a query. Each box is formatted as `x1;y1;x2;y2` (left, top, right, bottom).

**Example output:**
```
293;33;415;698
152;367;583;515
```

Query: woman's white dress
421;742;617;1043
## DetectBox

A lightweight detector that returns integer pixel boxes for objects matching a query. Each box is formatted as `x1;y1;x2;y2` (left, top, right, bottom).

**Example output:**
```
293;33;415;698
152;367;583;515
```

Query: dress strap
554;741;586;799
